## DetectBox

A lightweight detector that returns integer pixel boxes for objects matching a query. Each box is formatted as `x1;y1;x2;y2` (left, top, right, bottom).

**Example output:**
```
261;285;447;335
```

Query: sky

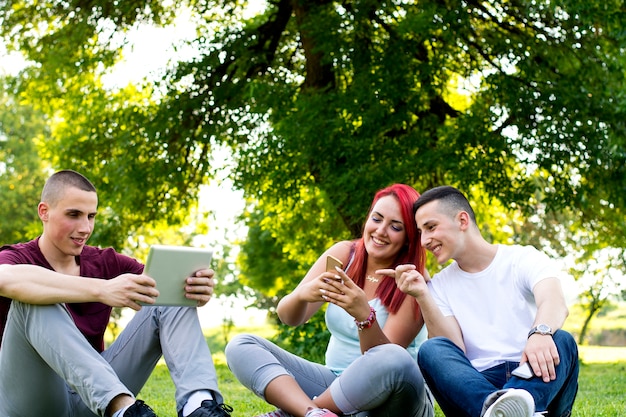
0;43;27;77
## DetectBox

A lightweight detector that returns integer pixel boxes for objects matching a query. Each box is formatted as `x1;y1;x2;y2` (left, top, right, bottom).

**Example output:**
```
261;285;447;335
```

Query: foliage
2;0;626;340
2;0;624;224
273;313;329;363
0;76;50;244
569;248;625;345
564;301;626;346
238;186;351;299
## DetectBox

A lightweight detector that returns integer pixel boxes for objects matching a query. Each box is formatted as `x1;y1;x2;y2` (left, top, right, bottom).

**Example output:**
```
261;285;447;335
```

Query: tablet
142;245;214;306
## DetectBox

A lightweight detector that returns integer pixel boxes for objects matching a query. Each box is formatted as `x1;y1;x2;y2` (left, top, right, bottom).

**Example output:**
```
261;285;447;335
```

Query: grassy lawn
136;323;626;417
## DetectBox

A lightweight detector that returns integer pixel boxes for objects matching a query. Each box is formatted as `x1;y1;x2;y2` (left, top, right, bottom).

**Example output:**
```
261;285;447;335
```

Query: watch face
537;324;551;333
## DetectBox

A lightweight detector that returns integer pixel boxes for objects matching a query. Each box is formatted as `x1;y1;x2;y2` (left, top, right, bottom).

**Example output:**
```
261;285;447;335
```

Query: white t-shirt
429;244;562;371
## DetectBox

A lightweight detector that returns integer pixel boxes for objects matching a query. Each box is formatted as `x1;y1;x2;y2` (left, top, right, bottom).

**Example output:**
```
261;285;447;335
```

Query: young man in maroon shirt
0;170;233;417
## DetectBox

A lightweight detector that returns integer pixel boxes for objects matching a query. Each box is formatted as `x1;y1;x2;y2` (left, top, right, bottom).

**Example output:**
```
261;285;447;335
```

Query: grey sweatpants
225;334;434;417
0;301;221;417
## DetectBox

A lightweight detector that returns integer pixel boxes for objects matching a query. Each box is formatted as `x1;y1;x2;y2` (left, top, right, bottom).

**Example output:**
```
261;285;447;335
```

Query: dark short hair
41;170;96;206
413;185;476;224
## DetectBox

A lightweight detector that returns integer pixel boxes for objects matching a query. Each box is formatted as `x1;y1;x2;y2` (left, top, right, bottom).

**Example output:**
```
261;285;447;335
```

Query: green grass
137;325;626;417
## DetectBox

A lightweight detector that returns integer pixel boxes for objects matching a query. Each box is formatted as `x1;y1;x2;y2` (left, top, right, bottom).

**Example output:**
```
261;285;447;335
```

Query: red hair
348;184;425;315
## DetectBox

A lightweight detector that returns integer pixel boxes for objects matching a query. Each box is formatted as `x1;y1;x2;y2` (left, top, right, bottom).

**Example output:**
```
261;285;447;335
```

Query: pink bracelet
354;307;376;331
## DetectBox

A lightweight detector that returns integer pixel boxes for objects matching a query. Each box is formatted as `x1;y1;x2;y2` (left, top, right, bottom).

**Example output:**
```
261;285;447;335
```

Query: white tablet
142;245;214;306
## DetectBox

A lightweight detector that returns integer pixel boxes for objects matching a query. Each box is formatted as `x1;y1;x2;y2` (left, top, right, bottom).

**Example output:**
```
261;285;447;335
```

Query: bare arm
378;264;466;352
530;277;569;333
375;294;424;349
277;241;353;326
0;264;159;310
318;266;424;353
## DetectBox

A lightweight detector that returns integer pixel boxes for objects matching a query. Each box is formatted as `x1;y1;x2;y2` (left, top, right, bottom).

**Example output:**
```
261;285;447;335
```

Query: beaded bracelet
354;306;376;331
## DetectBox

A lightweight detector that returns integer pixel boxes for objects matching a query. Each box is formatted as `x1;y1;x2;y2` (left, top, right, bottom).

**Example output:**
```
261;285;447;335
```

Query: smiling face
363;195;407;264
414;199;460;265
38;185;98;261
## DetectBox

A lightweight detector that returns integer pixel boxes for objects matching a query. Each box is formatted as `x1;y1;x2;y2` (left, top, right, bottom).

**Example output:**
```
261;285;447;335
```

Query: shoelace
216;404;233;416
204;403;233;417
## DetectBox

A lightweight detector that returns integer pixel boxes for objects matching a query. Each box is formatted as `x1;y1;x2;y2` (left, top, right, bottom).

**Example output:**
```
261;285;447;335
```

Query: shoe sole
484;389;534;417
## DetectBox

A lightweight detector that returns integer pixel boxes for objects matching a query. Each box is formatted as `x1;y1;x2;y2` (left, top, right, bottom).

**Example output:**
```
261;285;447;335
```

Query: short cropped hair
413;185;477;225
41;170;96;206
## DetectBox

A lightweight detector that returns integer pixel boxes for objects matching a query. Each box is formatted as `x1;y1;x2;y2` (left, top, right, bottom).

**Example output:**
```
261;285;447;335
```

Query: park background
1;0;625;415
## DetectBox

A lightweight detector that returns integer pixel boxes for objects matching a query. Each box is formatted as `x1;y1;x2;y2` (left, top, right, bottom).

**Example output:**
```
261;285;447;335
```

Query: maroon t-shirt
0;238;144;352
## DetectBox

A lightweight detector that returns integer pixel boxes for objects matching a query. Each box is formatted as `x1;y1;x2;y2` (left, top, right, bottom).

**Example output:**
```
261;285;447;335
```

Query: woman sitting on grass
225;184;434;417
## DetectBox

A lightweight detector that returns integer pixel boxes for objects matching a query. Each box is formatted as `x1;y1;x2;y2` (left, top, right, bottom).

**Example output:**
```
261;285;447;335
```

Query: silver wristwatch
527;323;553;338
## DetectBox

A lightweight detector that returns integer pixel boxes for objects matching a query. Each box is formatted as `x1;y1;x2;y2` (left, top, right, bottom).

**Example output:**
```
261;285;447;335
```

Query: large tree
0;76;49;244
1;0;625;298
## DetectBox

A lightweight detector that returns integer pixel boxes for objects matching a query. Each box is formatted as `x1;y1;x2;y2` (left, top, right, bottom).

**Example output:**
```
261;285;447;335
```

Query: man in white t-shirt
379;186;578;417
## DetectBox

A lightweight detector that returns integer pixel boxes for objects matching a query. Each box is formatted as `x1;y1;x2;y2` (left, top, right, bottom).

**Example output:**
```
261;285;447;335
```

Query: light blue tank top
324;298;427;375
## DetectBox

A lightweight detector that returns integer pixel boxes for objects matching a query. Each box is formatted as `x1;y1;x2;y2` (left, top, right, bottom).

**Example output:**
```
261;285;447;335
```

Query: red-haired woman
226;184;434;417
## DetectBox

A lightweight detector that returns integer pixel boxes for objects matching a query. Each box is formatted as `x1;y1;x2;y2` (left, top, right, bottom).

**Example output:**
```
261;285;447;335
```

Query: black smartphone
512;362;534;379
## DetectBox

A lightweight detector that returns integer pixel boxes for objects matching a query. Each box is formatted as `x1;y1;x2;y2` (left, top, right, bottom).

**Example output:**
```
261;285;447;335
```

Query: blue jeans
417;330;579;417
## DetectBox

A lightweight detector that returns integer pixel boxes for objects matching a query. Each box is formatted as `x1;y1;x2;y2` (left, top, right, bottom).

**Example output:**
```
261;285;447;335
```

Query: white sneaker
304;408;339;417
482;389;535;417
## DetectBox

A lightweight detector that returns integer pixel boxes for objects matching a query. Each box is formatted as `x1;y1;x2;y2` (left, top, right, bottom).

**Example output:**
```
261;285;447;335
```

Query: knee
158;305;198;322
9;301;68;321
225;333;263;363
417;336;452;368
373;343;411;359
553;330;577;349
553;330;579;366
369;344;418;375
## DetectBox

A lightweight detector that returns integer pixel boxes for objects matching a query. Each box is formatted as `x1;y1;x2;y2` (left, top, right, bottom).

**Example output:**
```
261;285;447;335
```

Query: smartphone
512;362;534;379
326;255;344;274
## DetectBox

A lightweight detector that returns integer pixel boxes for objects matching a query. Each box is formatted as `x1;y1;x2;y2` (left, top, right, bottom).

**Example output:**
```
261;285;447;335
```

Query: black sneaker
179;399;234;417
124;400;158;417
